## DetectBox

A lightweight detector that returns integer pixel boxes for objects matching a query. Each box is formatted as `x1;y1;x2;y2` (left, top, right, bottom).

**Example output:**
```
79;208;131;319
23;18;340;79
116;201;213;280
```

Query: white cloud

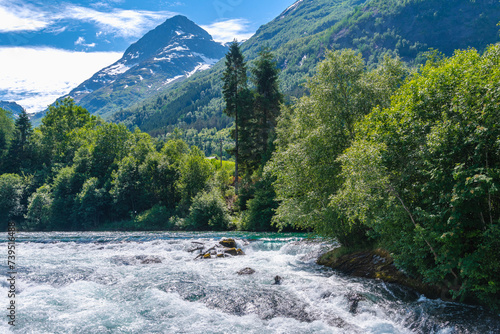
0;1;176;39
0;3;51;32
201;19;254;43
0;47;121;113
65;6;176;38
75;36;96;48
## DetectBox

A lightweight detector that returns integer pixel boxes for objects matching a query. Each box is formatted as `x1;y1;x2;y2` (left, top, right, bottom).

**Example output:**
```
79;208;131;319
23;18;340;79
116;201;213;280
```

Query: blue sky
0;0;297;112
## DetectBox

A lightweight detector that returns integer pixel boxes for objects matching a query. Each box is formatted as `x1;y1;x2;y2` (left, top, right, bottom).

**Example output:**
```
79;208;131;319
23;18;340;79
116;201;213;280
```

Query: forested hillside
111;0;500;139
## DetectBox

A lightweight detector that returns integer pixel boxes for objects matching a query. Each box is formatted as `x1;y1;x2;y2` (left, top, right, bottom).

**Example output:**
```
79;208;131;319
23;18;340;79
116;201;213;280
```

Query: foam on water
1;232;498;333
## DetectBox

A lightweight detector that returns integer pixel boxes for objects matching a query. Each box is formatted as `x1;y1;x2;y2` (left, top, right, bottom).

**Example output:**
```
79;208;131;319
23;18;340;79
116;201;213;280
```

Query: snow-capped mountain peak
64;15;228;118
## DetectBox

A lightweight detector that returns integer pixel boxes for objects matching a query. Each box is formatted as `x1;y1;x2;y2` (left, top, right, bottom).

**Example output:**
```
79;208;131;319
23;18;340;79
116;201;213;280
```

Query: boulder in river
317;248;443;299
346;292;365;314
219;238;237;248
223;248;244;256
237;267;256;275
192;239;246;259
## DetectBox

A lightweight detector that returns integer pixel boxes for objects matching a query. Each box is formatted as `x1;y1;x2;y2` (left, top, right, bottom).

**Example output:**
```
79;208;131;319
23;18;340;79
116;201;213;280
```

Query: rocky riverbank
317;248;446;300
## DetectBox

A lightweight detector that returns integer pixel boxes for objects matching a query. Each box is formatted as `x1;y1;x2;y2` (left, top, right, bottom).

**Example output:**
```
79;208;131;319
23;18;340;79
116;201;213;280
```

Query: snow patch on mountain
103;63;131;76
128;51;141;60
186;63;212;78
192;52;219;65
163;45;189;53
164;75;184;86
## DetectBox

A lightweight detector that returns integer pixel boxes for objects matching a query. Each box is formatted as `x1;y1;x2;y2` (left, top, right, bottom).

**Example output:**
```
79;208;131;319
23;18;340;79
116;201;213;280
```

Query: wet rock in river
317;248;443;299
192;239;246;259
346;292;365;314
111;255;163;265
219;238;237;248
237;267;256;275
223;247;244;256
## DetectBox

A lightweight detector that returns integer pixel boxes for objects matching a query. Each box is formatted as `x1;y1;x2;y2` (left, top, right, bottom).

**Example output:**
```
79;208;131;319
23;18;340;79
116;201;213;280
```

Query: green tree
139;151;179;210
222;40;252;192
177;146;214;210
73;122;132;182
75;177;106;229
251;46;283;166
6;109;33;173
268;49;406;246
49;166;84;230
242;172;279;232
39;97;97;165
111;156;146;217
25;185;52;231
0;108;14;169
336;46;500;307
0;174;24;230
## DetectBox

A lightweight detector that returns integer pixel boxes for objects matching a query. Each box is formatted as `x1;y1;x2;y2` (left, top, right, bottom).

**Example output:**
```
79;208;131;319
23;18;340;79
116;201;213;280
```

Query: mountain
0;101;24;115
110;0;500;137
59;15;228;119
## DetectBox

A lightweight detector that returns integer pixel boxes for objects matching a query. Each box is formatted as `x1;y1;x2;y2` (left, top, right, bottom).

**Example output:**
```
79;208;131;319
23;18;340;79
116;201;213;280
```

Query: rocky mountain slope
59;15;228;119
111;0;500;137
0;101;24;115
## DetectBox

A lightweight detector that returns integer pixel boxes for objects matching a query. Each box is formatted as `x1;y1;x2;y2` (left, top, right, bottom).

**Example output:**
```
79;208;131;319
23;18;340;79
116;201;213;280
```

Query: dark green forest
0;101;241;232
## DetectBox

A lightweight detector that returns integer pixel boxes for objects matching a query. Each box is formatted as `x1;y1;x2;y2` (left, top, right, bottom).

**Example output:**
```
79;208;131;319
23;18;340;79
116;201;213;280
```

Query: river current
1;232;498;333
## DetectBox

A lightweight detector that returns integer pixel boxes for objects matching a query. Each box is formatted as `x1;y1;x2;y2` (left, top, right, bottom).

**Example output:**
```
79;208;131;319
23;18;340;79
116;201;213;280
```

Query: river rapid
1;232;498;333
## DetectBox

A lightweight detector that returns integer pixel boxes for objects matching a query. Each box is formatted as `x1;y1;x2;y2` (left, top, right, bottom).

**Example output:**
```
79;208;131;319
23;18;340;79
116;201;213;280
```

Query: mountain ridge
0;101;24;115
54;15;228;119
112;0;500;138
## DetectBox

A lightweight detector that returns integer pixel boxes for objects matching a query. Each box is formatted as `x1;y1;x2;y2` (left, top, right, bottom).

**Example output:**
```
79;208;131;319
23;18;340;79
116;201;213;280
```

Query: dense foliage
0;98;233;232
268;49;408;246
0;108;14;164
333;46;500;307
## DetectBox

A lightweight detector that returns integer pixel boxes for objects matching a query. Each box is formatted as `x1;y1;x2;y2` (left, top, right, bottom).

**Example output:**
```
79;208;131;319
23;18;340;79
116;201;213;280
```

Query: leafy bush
0;173;24;230
242;173;279;232
25;185;52;231
185;188;230;231
133;205;173;231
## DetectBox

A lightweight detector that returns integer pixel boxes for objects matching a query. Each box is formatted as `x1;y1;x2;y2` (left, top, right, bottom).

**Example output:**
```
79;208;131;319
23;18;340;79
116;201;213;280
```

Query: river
1;232;498;333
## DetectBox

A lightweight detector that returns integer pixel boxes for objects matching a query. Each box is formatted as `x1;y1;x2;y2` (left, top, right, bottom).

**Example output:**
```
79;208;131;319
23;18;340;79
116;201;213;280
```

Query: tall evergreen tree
251;47;282;166
222;40;251;193
0;108;14;167
6;109;33;173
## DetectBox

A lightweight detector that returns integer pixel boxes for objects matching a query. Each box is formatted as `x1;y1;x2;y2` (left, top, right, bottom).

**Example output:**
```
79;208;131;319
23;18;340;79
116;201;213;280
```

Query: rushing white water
1;232;498;333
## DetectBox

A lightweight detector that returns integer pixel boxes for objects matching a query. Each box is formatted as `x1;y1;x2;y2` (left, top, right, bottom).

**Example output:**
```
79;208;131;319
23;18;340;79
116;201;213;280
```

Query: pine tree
6;109;33;173
0;108;14;166
222;40;252;193
251;47;282;166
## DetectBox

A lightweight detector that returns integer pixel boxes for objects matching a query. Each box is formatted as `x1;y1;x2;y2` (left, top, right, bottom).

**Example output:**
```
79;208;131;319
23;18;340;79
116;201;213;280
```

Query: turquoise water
1;232;498;333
